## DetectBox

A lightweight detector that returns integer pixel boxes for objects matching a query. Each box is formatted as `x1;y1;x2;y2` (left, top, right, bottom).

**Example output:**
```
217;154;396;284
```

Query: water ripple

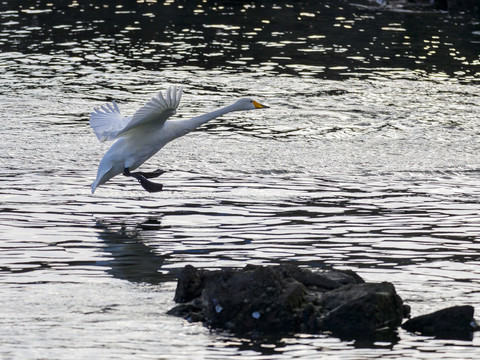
2;1;480;358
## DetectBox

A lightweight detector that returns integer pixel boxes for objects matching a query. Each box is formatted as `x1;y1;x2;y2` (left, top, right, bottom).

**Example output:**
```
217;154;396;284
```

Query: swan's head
232;98;270;111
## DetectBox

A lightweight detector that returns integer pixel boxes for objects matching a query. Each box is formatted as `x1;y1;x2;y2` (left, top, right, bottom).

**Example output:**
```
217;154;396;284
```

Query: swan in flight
90;85;269;193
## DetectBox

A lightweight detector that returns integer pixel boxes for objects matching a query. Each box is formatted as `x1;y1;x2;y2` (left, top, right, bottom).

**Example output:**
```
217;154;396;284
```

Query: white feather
116;85;183;137
89;101;130;142
89;86;183;142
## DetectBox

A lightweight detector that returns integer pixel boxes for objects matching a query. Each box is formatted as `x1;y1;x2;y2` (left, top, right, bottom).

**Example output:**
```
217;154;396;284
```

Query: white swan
90;85;269;193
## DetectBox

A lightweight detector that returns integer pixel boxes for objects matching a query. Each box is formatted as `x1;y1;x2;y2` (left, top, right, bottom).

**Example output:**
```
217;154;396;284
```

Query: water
1;0;480;358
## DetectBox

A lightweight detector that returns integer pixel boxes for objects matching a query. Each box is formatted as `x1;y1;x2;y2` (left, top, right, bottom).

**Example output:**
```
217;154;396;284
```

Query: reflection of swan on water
96;219;169;284
90;85;269;193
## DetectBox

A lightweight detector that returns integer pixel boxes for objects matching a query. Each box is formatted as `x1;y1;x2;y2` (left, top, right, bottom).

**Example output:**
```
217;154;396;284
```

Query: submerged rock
402;305;479;339
168;264;404;338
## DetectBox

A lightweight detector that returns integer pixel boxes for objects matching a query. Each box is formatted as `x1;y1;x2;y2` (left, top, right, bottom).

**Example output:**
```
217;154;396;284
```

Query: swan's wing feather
89;101;130;142
117;85;183;136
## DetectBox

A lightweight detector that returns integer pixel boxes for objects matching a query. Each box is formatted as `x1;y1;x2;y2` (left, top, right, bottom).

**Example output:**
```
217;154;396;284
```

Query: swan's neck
174;103;238;134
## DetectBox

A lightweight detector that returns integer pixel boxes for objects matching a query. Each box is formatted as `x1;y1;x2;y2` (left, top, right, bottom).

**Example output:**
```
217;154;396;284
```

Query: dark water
1;1;480;358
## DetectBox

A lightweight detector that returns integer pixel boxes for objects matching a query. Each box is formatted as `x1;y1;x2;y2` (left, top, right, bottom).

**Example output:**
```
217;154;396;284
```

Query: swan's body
90;86;268;193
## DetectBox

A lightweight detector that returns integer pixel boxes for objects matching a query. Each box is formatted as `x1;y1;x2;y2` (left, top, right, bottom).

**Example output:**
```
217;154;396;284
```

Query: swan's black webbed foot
135;176;164;192
123;168;164;192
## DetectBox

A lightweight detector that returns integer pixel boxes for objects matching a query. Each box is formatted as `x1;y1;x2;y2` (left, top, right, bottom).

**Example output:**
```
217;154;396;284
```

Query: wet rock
173;265;208;303
168;264;404;338
274;263;365;290
402;305;479;339
319;282;404;339
200;265;307;333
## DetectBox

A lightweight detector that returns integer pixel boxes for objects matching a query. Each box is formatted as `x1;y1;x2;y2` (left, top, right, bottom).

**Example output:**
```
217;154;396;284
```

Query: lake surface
1;0;480;358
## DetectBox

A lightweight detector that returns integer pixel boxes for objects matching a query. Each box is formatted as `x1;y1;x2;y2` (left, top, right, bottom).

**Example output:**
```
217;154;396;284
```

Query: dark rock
166;299;206;323
274;263;365;290
173;265;207;303
168;265;480;342
168;264;405;338
402;305;479;339
319;282;404;339
200;265;307;333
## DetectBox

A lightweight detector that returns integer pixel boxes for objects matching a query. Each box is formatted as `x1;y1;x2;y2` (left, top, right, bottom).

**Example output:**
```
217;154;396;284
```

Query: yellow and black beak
252;100;270;109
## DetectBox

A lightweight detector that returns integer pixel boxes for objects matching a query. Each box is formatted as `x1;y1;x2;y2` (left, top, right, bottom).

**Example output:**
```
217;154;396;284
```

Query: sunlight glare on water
1;0;480;358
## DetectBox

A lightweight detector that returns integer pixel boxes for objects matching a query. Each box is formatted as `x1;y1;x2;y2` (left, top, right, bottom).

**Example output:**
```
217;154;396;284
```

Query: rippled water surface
2;0;480;358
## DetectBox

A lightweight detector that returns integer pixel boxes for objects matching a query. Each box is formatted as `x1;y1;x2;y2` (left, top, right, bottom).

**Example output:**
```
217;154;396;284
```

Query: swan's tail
91;159;115;195
91;181;98;194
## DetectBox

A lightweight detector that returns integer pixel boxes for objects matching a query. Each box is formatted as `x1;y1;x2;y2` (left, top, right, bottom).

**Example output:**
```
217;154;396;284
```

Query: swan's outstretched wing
89;101;130;142
116;85;183;137
89;86;183;142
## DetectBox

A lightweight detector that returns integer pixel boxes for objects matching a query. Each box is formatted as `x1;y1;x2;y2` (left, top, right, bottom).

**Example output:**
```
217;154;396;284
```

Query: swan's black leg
123;168;163;192
131;169;165;179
